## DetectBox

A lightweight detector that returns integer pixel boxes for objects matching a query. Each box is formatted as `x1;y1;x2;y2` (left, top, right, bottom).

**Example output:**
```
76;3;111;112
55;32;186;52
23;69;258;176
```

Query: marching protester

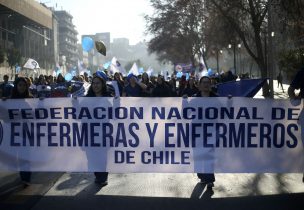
152;75;172;97
113;72;124;96
35;74;51;98
86;75;111;186
181;76;198;97
0;74;13;98
36;74;48;86
168;77;178;97
122;74;147;97
178;75;187;96
10;77;34;187
47;75;56;87
56;73;66;85
277;72;284;93
193;76;217;189
83;72;90;83
288;67;304;100
141;72;154;97
288;67;304;183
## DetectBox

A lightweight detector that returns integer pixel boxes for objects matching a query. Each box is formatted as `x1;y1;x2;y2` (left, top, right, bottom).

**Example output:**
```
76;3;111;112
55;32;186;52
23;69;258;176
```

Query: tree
202;5;239;61
279;0;304;35
208;0;271;96
0;48;5;65
146;0;304;96
147;0;272;95
277;1;304;50
6;48;22;77
278;48;304;81
145;0;207;67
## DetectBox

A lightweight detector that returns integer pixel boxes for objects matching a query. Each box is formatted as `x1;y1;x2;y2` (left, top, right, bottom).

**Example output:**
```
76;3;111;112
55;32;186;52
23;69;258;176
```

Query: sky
39;0;153;45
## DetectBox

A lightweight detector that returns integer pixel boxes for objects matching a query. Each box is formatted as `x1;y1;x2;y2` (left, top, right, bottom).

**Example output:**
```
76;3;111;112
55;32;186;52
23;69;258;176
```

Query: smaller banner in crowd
0;97;303;173
174;63;193;73
23;58;40;69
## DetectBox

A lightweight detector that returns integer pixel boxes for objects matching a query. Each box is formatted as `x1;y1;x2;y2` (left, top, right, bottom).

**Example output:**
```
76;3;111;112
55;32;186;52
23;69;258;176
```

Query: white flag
110;57;126;76
23;58;40;69
146;67;154;77
128;63;139;76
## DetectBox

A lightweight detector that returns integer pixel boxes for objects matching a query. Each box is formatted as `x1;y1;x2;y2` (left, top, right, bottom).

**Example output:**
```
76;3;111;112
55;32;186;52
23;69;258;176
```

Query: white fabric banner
0;97;303;173
23;58;40;69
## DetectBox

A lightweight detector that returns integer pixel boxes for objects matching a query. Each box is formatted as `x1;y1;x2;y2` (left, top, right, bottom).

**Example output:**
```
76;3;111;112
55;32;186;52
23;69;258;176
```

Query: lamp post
228;43;241;76
268;0;275;98
216;49;223;73
213;48;223;74
238;44;242;75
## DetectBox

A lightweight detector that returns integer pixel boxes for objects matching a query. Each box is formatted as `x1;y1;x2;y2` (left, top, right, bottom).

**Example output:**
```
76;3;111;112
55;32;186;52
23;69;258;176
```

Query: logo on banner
0;121;3;146
175;65;182;72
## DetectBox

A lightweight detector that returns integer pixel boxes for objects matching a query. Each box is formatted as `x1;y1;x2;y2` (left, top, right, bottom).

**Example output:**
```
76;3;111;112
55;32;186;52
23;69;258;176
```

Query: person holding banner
288;67;304;182
193;76;217;189
288;67;304;100
10;77;34;186
86;75;111;186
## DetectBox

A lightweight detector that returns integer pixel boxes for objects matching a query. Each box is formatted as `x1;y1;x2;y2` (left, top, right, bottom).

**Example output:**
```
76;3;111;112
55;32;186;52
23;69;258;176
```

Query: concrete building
54;10;78;72
0;0;55;74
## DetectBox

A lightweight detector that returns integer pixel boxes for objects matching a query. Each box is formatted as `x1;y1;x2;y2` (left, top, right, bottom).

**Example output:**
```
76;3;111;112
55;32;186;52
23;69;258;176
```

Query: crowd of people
0;70;222;189
0;70;238;99
94;69;237;98
1;66;303;189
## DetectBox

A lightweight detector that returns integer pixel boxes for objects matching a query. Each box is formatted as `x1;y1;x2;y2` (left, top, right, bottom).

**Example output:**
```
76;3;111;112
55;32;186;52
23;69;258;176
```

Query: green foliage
6;48;22;69
279;48;304;81
146;0;269;70
279;0;304;39
145;0;206;66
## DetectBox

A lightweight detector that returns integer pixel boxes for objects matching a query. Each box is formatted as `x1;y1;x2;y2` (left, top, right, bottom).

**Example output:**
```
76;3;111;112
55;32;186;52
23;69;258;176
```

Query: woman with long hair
193;76;217;189
11;77;33;99
181;77;198;97
141;72;154;97
11;77;33;186
113;72;124;96
86;76;110;186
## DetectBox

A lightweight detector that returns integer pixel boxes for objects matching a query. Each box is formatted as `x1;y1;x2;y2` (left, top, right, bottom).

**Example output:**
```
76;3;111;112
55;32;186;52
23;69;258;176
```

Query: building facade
0;0;55;72
54;10;78;71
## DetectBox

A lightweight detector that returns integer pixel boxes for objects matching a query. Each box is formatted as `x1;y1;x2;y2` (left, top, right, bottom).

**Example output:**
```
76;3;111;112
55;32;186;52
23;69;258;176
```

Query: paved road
1;173;304;210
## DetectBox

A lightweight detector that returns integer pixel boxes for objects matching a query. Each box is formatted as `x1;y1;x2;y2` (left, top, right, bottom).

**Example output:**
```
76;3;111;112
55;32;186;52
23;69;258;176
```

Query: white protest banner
23;58;40;69
0;97;303;173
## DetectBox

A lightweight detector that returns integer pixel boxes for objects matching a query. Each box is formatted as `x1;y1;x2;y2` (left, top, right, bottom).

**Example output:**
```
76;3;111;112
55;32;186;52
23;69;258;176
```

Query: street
1;0;303;209
1;173;304;210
